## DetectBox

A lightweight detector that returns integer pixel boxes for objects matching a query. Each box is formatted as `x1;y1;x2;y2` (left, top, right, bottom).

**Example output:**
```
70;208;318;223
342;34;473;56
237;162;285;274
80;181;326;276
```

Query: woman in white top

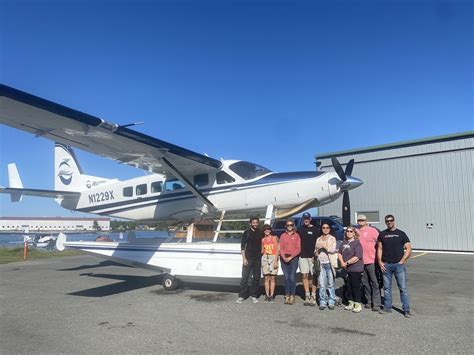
314;223;337;310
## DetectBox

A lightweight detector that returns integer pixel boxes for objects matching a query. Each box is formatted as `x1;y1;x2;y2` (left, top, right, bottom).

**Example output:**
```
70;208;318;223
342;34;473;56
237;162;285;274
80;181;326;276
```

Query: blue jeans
318;263;336;306
382;263;410;312
281;257;299;295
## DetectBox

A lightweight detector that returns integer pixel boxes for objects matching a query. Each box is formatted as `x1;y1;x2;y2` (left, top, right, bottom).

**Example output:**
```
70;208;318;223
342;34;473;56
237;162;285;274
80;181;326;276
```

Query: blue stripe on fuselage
76;171;326;214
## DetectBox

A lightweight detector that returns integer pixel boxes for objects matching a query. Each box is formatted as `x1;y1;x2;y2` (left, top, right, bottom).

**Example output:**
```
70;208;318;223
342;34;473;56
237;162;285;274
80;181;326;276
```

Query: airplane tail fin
54;143;117;191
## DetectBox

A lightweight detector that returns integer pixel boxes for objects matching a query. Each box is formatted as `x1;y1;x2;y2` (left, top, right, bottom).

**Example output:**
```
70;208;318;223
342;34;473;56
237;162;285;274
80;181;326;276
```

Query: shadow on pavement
68;273;164;297
58;260;132;271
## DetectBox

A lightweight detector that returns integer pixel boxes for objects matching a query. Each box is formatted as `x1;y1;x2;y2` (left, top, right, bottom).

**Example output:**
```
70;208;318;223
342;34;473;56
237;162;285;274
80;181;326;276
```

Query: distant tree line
110;220;169;231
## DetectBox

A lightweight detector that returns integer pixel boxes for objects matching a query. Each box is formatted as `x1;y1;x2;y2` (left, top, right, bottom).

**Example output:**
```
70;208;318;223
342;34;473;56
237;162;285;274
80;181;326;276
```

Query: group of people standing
236;213;412;318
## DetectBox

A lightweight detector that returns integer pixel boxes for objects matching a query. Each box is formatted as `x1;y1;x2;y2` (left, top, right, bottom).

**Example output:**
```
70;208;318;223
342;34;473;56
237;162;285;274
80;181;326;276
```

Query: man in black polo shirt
236;217;262;303
377;214;412;317
297;212;320;306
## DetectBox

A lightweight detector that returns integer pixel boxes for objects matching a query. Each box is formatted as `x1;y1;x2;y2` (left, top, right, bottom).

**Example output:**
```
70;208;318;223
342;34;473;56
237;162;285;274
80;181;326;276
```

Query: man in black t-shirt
236;217;262;303
297;212;320;306
377;214;412;317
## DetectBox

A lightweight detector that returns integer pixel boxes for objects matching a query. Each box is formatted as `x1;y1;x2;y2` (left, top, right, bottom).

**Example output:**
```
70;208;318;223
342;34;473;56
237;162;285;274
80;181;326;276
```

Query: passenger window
123;186;133;197
165;179;186;191
193;174;209;187
151;181;163;193
216;171;235;184
136;184;147;196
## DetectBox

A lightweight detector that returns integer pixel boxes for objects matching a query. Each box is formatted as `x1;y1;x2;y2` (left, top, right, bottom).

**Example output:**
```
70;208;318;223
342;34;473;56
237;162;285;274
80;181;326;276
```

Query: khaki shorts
299;257;314;274
261;254;278;275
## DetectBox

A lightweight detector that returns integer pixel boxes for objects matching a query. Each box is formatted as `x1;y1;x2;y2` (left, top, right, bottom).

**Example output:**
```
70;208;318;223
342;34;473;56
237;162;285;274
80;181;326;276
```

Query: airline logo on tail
58;159;73;185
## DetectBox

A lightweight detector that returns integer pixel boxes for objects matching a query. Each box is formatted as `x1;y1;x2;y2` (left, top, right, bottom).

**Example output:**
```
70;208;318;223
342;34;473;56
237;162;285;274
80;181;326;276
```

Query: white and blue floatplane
0;84;362;289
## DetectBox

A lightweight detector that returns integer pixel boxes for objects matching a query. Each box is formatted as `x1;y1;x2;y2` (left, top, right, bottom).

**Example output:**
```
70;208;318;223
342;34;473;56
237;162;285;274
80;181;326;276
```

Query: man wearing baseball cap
357;214;382;311
297;212;320;306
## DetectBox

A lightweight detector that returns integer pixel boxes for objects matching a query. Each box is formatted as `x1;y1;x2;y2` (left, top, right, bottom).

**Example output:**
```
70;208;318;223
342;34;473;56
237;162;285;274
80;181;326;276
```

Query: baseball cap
357;214;367;221
302;212;311;220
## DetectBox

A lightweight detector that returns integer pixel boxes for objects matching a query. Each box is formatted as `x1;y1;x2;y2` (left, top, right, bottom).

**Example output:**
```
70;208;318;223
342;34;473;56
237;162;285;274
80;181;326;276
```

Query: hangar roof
317;131;473;159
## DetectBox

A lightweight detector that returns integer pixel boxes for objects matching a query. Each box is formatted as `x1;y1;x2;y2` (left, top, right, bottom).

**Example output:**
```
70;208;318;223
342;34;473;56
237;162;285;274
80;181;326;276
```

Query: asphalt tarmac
0;252;472;354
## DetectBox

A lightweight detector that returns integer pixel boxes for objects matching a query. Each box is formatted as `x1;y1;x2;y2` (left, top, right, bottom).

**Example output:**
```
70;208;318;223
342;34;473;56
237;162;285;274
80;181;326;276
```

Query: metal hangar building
315;131;473;252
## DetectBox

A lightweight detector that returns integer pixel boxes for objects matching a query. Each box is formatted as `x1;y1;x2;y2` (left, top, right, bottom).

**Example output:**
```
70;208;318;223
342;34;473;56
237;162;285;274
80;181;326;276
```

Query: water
0;230;170;248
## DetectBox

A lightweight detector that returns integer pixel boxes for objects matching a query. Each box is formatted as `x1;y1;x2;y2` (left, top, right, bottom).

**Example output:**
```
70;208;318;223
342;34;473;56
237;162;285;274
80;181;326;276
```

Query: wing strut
160;157;216;211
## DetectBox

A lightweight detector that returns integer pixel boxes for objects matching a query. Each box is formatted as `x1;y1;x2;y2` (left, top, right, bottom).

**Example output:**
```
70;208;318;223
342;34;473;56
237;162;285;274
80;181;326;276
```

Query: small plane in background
0;84;362;289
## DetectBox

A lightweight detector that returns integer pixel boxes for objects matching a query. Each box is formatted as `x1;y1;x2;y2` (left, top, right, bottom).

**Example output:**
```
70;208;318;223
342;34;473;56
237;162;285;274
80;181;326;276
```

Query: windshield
229;161;272;180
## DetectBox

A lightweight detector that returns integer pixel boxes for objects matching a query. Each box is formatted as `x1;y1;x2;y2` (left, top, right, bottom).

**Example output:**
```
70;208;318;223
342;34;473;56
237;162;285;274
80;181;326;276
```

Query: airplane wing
0;85;222;208
0;186;81;201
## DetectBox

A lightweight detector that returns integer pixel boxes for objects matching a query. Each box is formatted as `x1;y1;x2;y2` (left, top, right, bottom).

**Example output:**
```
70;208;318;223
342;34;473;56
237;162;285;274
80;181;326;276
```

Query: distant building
0;217;110;232
316;131;473;252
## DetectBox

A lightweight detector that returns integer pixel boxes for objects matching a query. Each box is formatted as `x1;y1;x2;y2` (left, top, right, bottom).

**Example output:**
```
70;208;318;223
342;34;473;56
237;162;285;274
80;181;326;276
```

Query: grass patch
0;247;85;264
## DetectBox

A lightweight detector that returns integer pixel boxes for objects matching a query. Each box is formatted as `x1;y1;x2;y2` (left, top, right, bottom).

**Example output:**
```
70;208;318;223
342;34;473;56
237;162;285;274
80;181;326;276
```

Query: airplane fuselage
60;163;344;221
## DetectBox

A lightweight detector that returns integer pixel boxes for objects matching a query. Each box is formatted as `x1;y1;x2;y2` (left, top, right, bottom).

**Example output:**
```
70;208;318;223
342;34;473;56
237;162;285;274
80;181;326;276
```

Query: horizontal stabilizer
0;186;81;200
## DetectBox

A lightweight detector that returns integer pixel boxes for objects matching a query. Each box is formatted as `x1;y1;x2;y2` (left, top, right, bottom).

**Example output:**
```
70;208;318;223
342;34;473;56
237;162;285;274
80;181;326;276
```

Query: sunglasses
385;219;394;223
286;224;294;227
346;230;355;233
322;226;330;229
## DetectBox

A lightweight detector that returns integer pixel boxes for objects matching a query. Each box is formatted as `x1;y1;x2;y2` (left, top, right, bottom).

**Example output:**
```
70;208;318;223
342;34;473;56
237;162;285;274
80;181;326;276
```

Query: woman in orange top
261;224;279;303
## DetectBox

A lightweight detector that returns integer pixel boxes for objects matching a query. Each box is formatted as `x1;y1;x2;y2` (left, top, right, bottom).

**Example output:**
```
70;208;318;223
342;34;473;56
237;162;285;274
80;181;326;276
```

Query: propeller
331;157;356;227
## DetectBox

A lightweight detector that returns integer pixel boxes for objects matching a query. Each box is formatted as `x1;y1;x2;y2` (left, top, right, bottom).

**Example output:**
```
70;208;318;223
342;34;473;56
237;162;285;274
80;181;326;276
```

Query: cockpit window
216;171;235;184
229;161;272;180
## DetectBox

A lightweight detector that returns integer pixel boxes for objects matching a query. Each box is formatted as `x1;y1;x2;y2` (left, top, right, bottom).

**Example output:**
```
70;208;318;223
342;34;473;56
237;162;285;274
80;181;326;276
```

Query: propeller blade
345;159;354;177
331;157;347;181
342;191;351;227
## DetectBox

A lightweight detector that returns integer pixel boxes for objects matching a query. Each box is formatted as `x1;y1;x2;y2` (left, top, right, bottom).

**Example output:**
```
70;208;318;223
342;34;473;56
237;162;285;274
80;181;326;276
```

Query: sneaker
284;296;289;304
372;306;382;312
309;296;317;306
269;297;275;304
263;296;270;303
344;301;355;311
319;305;326;310
352;302;362;313
364;304;372;309
236;297;244;304
328;305;335;310
404;311;412;318
379;308;392;314
289;295;295;305
250;296;259;304
304;296;311;306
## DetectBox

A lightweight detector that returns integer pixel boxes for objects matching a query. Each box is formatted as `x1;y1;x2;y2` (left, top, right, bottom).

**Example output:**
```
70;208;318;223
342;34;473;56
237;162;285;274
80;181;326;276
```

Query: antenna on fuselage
119;121;144;128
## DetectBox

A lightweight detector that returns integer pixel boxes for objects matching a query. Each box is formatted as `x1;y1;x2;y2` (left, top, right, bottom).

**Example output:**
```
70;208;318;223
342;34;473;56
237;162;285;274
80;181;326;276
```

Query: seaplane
0;84;362;290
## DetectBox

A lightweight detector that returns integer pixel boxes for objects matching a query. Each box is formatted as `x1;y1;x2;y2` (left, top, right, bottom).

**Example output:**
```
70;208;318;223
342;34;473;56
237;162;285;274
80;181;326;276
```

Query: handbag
313;258;321;274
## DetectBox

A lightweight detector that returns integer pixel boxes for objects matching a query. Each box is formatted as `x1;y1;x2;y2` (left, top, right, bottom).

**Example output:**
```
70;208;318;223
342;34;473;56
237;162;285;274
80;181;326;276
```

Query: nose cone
341;176;363;191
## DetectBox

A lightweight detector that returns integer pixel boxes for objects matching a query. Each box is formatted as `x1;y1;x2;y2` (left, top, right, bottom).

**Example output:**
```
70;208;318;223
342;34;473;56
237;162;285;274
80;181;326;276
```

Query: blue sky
0;0;472;217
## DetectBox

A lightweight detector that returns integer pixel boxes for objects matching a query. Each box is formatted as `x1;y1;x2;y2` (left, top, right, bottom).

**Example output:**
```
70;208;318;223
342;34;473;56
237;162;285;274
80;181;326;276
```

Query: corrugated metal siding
317;137;473;251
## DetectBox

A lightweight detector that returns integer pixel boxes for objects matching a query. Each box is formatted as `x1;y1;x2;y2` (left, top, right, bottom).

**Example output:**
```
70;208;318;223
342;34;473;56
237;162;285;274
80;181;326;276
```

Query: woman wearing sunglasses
338;227;364;313
315;223;337;310
261;224;279;303
279;220;301;305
